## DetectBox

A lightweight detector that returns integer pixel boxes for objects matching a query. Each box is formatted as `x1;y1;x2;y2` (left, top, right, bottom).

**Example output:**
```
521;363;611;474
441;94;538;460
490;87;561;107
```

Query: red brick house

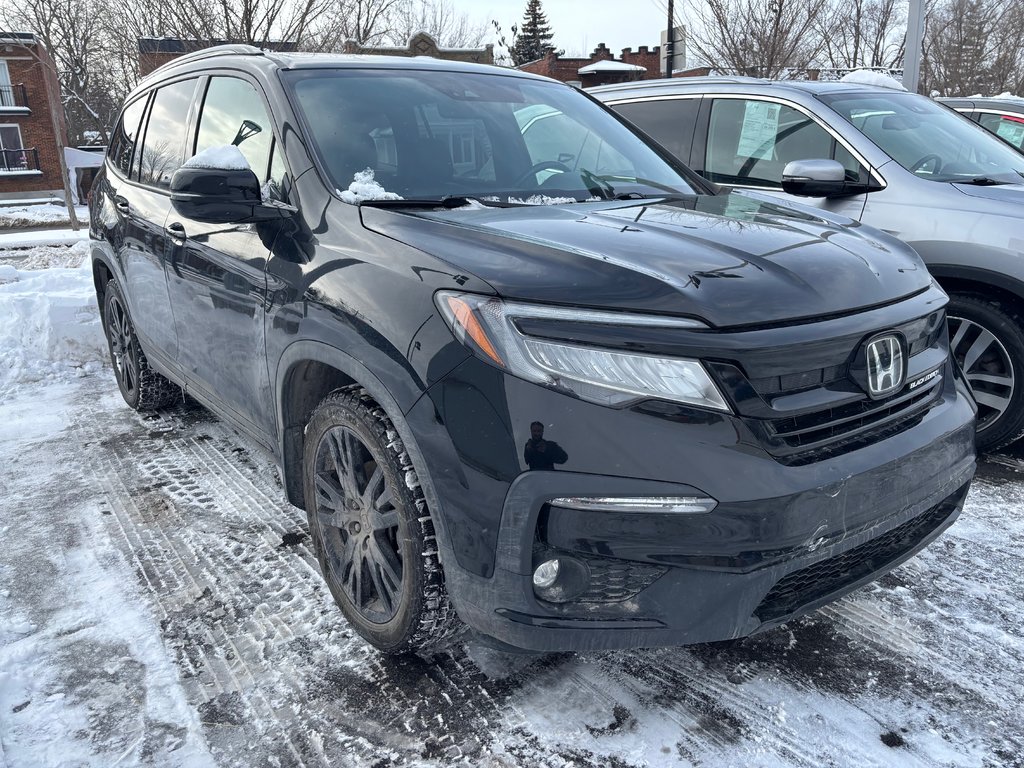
0;32;69;201
519;43;666;87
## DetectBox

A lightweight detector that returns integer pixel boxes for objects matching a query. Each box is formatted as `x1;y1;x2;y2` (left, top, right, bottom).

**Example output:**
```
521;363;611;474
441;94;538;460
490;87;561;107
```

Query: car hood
953;180;1024;206
360;193;930;329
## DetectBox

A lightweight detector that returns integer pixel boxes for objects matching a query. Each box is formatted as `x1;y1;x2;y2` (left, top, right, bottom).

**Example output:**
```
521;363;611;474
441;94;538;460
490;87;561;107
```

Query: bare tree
384;0;488;48
817;0;905;69
686;0;830;78
921;0;1023;96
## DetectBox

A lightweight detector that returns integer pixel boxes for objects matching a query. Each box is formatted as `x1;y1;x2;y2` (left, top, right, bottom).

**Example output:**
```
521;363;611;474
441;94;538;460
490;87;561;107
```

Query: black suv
90;47;976;655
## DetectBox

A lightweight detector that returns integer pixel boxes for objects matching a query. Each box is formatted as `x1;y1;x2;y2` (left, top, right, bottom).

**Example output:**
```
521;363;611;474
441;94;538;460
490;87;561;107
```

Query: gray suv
593;77;1024;451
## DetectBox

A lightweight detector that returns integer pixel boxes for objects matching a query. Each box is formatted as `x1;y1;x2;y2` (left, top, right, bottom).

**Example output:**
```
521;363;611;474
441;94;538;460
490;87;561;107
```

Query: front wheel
947;294;1024;452
302;386;463;655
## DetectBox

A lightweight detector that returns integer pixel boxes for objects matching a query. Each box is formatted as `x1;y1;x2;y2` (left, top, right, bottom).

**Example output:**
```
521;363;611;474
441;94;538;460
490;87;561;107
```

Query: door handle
114;195;130;214
165;221;187;245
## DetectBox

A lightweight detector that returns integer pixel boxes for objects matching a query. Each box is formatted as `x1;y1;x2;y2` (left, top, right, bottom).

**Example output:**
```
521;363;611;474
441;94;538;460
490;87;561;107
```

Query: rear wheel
947;294;1024;452
302;386;463;655
101;279;181;411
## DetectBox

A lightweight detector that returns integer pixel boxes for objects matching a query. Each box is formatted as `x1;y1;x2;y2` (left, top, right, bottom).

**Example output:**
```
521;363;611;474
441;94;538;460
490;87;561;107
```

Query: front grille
745;314;943;398
753;484;967;623
757;374;944;465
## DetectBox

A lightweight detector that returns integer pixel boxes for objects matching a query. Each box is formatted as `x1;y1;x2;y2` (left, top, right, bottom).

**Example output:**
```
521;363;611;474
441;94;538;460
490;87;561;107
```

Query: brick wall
519;43;667;87
0;38;67;199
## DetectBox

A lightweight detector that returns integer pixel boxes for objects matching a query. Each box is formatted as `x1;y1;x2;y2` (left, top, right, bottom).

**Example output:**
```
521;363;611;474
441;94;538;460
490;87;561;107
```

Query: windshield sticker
995;119;1024;148
737;102;781;159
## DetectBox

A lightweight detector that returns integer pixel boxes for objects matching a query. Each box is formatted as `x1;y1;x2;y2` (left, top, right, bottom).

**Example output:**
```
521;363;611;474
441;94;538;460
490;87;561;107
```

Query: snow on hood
840;70;907;91
339;169;403;204
182;145;250;171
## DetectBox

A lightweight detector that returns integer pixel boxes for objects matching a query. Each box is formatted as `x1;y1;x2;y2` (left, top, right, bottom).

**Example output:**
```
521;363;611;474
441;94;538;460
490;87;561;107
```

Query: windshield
285;69;699;203
819;91;1024;182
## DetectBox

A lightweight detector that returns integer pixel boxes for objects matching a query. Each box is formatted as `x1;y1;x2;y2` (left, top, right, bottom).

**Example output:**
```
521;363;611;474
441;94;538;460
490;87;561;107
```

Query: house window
0;124;27;171
0;61;13;108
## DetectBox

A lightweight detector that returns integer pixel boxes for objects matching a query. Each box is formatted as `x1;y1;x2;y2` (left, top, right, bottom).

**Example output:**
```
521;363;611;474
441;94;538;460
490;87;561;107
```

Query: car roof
589;77;906;98
941;96;1024;110
139;44;551;90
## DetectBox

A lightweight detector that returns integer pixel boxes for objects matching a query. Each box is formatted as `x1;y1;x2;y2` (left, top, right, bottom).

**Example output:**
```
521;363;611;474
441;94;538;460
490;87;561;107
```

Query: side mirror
170;165;294;223
781;159;877;198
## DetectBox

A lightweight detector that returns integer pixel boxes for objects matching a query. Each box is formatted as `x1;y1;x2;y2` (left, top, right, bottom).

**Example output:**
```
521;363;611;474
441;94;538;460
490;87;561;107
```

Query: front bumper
409;355;976;652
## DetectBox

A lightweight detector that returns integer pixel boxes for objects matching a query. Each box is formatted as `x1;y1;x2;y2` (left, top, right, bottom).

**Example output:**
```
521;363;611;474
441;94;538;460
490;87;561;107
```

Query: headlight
434;291;730;412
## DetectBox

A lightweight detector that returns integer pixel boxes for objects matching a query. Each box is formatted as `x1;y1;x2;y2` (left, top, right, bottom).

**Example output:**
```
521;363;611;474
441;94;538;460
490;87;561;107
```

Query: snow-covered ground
1;245;1023;767
0;203;89;230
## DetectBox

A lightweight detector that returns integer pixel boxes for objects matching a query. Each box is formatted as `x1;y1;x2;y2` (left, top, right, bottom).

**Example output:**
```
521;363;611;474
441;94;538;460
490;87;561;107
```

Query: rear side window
978;112;1024;151
194;77;275;179
138;78;198;189
613;98;700;163
705;98;863;188
108;97;147;176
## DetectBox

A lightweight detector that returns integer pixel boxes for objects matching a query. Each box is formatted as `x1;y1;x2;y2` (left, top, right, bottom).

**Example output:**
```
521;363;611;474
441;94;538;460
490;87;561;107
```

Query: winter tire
947;293;1024;452
101;279;181;411
303;386;464;655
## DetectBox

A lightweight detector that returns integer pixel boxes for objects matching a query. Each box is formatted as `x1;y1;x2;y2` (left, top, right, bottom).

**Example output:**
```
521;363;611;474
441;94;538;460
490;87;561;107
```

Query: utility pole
664;0;675;79
903;0;925;93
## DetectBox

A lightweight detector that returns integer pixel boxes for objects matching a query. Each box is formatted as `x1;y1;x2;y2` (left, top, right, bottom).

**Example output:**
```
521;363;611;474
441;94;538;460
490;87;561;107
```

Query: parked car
593;77;1024;451
940;96;1024;153
90;49;976;655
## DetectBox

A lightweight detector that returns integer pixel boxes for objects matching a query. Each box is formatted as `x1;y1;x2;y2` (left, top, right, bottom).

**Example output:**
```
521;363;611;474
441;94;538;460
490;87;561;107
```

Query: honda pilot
90;48;976;655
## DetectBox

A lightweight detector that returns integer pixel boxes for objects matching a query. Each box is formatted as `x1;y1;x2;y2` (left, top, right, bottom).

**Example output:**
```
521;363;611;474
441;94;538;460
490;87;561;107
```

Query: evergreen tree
511;0;555;65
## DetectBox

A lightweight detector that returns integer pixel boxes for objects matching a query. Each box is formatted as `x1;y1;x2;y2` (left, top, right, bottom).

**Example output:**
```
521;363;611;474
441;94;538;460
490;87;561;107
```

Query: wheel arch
274;340;448;530
91;249;116;306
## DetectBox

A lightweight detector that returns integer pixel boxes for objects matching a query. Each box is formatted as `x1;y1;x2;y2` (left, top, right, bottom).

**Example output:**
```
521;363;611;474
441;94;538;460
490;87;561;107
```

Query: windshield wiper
359;196;515;209
959;177;1013;186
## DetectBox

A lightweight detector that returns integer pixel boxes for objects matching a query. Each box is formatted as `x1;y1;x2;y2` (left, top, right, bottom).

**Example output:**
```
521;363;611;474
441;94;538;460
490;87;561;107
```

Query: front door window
705;99;863;188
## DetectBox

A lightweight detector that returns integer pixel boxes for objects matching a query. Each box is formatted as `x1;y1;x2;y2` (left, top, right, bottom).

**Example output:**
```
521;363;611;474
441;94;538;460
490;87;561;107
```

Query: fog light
533;558;560;589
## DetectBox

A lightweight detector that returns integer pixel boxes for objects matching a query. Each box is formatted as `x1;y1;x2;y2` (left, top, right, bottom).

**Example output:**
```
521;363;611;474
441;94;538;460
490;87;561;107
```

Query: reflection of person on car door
523;421;568;470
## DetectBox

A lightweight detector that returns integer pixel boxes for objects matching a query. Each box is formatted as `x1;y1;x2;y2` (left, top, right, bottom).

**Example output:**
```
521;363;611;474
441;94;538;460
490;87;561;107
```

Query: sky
449;0;680;59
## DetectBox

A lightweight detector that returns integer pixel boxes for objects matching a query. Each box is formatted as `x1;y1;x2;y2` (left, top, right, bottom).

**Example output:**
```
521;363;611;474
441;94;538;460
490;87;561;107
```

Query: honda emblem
865;335;905;398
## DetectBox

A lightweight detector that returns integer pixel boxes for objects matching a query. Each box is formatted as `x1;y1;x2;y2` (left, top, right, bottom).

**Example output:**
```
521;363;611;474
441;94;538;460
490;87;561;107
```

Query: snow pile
0;256;107;392
6;239;89;270
339;168;403;204
182;144;251;171
840;70;908;91
993;91;1023;100
0;203;89;229
0;229;89;249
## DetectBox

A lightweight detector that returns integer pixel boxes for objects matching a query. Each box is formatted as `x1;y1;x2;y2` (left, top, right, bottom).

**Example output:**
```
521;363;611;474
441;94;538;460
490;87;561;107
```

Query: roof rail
145;43;265;79
590;75;763;92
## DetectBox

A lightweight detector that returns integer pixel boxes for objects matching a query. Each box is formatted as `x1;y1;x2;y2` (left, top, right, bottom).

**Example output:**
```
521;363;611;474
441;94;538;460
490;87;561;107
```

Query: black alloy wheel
303;386;463;654
314;424;404;624
101;280;180;411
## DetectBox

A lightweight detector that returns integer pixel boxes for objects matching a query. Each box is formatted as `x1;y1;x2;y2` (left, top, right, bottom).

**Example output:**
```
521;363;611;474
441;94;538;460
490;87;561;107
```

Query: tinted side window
138;79;198;189
978;112;1024;151
108;97;147;176
194;77;274;179
613;98;699;162
705;99;861;188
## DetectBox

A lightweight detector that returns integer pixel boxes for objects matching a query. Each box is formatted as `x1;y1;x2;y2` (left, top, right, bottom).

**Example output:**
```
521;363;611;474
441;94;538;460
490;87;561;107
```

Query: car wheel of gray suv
101;280;181;411
303;386;464;654
947;294;1024;452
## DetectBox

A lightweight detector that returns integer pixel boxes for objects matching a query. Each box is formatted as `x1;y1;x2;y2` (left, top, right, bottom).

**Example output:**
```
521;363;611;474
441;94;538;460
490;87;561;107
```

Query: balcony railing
0;147;40;173
0;84;29;109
